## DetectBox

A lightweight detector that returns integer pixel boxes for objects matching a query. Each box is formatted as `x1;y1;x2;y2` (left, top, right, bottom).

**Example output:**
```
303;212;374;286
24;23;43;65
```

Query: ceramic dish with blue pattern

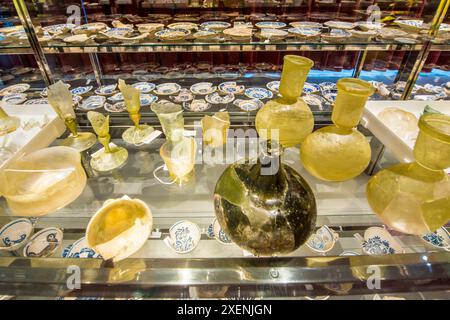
0;218;33;251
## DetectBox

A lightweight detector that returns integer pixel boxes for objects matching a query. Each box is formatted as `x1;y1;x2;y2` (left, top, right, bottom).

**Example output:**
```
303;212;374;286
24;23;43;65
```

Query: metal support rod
13;0;53;86
401;0;450;100
365;136;385;176
352;49;368;78
88;53;103;87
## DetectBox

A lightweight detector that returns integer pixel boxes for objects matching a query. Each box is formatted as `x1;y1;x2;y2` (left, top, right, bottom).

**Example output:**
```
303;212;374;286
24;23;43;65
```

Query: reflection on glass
0;107;20;164
47;81;96;152
301;78;374;181
119;79;154;145
87;111;128;172
160;136;197;185
367;114;450;235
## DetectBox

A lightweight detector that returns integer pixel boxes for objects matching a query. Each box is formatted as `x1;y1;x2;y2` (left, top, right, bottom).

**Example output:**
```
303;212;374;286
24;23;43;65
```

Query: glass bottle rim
418;114;450;143
336;78;374;96
283;55;314;69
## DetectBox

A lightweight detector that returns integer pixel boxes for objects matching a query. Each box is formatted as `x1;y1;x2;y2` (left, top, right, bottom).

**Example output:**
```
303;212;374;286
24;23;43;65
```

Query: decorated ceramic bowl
200;21;231;31
421;227;450;251
140;94;158;107
104;101;126;113
63;34;93;44
155;28;191;41
354;227;403;255
290;21;322;29
288;27;321;38
244;87;273;100
95;84;117;96
266;80;280;92
154;83;181;95
218;81;245;94
190;82;217;95
164;220;201;254
233;99;263;111
205;92;235;104
109;92;124;102
354;21;384;31
167;22;198;31
256;28;288;40
23;227;63;257
79;95;106;111
306;225;339;253
131;82;156;93
2;93;27;105
321;29;351;42
62;237;102;258
223;27;252;40
0;83;30;96
170;88;194;103
303;83;321;94
70;86;93;96
324;20;355;30
193;30;218;40
255;21;286;29
212;218;232;245
0;218;33;251
42;23;75;35
185;99;211;112
72;22;108;35
394;19;426;32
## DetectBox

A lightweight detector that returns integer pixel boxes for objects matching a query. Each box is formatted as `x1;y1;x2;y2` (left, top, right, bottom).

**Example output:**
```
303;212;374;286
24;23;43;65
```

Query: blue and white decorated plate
62;237;102;259
324;20;355;30
70;86;93;96
288;27;321;37
244;87;273;100
190;82;216;95
0;218;33;251
205;92;235;104
255;21;286;29
2;93;27;105
109;92;124;102
266;81;279;92
42;23;76;35
218;81;245;94
23;227;63;258
233;99;263;112
303;82;320;94
95;84;117;96
79;95;105;111
200;21;231;30
140;94;158;107
421;227;450;251
319;81;337;91
132;82;156;94
154;83;181;95
104;101;126;113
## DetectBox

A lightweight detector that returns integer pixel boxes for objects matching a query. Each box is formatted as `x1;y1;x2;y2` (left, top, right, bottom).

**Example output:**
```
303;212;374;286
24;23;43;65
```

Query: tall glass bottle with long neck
367;114;450;235
255;55;314;147
300;78;374;181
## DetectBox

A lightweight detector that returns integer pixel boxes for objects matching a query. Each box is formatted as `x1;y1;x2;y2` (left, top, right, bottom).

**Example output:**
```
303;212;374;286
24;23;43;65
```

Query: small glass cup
159;136;196;185
201;111;230;148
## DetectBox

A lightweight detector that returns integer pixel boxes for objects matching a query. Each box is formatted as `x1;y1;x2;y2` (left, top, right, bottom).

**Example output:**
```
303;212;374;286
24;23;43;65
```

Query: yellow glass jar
366;114;450;235
300;78;374;181
255;55;314;147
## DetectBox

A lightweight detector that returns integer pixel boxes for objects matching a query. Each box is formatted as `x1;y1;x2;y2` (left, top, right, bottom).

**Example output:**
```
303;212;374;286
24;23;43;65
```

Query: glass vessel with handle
255;55;314;148
300;78;374;181
366;114;450;235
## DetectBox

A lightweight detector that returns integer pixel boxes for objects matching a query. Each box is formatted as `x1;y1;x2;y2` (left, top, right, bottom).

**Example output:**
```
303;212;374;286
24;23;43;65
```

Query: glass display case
0;0;449;300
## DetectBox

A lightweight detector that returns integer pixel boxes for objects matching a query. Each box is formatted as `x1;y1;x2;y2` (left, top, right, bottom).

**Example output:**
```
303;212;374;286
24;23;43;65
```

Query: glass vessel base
122;125;154;145
90;146;129;172
61;132;97;152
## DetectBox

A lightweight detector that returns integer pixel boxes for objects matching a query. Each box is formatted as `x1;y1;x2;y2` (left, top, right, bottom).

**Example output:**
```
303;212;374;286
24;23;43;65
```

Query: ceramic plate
24;98;49;105
185;99;211;112
302;94;326;107
303;83;321;94
23;227;63;258
170;89;194;103
288;27;321;37
95;84;117;96
102;27;133;38
154;83;181;95
140;94;158;106
62;237;102;258
0;83;30;96
255;21;286;29
132;82;156;93
218;81;245;94
354;21;384;31
42;23;76;34
421;227;450;250
257;28;288;40
290;21;322;29
167;22;198;31
205;92;235;104
155;28;191;41
0;218;33;251
266;81;280;92
324;20;355;29
79;95;106;111
200;21;231;30
2;93;27;104
322;90;337;103
109;92;124;102
244;87;273;100
319;82;337;91
104;101;126;113
233;99;263;111
70;86;93;96
190;82;217;95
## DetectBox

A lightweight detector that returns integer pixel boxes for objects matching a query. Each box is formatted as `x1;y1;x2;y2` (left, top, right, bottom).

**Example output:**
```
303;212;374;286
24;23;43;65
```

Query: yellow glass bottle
366;114;450;235
300;78;374;181
255;55;314;147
